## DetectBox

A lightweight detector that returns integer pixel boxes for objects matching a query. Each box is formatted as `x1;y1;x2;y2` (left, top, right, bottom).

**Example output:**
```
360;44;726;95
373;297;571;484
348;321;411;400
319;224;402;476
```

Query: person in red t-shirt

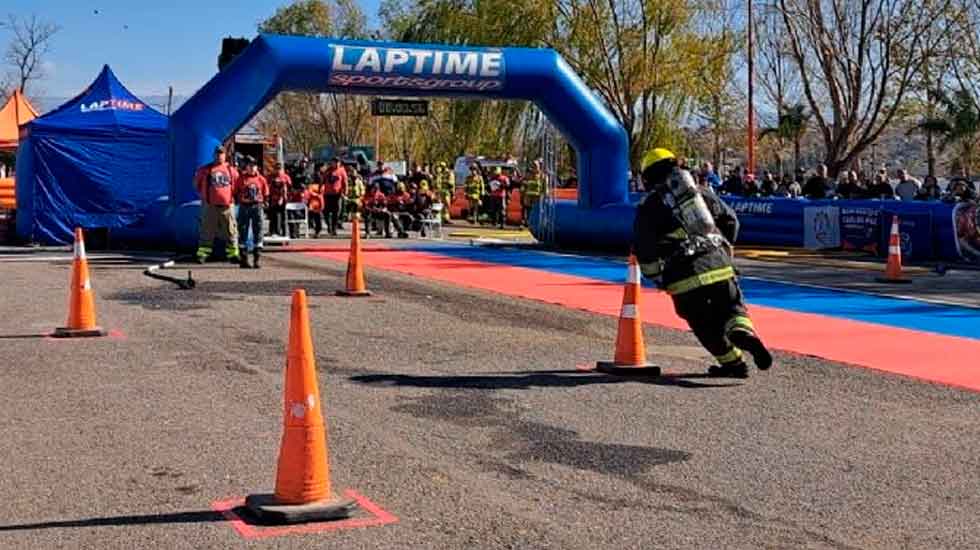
307;171;325;238
267;163;291;237
487;167;510;229
193;147;240;264
234;157;270;268
286;180;309;239
320;157;348;236
387;182;412;238
361;183;392;238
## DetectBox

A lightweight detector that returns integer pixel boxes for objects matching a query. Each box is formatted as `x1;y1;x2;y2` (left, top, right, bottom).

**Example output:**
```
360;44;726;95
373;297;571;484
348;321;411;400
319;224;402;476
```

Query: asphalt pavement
0;249;978;549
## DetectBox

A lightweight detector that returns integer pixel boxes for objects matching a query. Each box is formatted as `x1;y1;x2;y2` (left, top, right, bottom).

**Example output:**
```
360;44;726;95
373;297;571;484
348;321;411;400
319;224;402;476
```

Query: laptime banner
328;45;506;92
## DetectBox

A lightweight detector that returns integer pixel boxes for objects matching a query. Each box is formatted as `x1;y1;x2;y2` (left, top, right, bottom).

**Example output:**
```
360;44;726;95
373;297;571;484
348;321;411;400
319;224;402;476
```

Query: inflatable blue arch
165;34;632;248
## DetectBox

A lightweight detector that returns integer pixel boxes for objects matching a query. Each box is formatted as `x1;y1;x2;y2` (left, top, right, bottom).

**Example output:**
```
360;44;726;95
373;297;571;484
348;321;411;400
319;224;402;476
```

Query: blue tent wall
16;65;169;244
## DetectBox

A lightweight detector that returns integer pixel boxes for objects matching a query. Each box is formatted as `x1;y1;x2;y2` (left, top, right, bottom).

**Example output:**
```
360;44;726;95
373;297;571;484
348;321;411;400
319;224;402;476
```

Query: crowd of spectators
694;162;978;204
276;157;446;239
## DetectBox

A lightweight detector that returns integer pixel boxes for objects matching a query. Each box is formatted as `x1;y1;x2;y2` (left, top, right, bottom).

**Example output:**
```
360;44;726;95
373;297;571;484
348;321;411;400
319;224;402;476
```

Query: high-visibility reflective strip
74;239;86;259
621;304;637;319
725;315;755;334
666;266;735;295
639;261;663;278
626;262;640;284
715;348;743;364
666;227;688;240
889;245;901;255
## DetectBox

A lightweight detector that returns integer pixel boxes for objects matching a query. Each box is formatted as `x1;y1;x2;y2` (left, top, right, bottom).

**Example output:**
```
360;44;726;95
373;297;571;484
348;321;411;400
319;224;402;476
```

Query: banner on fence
804;206;840;250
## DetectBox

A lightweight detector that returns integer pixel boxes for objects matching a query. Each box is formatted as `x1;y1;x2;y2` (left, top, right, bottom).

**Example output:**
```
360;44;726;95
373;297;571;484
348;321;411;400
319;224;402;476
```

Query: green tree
759;104;809;174
913;89;980;173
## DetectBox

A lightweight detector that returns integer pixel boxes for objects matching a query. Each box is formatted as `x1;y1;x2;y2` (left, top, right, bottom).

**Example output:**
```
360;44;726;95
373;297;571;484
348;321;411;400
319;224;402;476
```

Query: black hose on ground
142;255;196;290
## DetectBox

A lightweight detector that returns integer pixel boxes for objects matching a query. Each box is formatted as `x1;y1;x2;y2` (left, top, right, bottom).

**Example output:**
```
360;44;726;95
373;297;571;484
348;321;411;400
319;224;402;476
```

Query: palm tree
759;104;809;174
913;89;980;174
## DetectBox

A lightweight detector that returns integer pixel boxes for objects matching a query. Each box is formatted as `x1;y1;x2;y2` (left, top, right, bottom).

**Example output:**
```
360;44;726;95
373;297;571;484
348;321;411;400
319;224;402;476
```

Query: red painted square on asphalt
211;489;397;539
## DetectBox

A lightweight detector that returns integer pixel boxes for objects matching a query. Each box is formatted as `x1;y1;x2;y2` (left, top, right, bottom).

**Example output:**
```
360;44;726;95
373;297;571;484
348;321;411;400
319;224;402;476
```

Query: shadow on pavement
0;510;227;531
351;369;741;390
0;333;49;339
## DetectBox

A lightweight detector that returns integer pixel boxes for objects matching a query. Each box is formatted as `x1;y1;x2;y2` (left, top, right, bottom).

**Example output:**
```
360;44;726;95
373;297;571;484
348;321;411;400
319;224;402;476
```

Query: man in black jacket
633;148;773;378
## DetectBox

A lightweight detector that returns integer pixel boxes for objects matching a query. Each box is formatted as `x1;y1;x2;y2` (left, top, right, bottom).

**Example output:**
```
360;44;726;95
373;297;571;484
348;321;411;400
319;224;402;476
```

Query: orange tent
0;90;39;151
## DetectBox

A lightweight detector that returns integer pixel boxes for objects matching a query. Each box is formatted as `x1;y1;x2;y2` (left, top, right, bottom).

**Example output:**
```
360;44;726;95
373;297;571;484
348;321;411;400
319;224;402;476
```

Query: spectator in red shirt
361;183;392;238
267;162;291;237
193;147;240;264
387;182;412;238
234;157;270;268
285;180;309;239
487;167;510;229
321;157;348;236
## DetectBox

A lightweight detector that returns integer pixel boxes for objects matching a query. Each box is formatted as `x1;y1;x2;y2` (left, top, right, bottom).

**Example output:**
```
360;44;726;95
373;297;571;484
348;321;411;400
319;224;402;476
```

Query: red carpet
308;248;980;392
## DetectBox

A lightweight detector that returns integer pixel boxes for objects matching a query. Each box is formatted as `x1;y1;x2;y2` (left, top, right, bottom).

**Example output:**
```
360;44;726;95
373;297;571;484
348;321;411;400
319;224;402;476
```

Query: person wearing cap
633;147;772;378
193;147;241;264
233;158;270;268
434;161;456;224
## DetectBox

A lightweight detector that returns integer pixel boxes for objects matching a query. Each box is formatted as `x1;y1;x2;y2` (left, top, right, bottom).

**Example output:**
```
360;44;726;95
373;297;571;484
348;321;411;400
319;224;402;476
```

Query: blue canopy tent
15;65;168;244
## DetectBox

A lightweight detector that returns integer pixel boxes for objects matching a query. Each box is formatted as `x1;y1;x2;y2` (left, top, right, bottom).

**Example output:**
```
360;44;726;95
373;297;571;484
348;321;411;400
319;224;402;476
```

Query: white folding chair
285;202;309;239
420;203;444;239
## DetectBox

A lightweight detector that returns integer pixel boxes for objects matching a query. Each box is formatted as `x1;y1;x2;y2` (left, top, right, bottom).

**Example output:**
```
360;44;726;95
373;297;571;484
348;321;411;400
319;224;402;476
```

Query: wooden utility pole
747;0;756;175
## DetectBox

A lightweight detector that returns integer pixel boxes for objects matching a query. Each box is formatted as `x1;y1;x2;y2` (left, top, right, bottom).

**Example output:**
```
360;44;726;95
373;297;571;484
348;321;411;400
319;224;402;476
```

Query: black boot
729;330;773;370
239;248;251;269
252;250;261;269
707;362;749;378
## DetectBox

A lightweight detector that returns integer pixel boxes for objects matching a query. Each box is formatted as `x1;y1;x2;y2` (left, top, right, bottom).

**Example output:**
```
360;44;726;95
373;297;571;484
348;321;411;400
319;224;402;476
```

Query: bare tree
754;1;800;116
949;0;980;112
776;0;950;176
2;14;60;94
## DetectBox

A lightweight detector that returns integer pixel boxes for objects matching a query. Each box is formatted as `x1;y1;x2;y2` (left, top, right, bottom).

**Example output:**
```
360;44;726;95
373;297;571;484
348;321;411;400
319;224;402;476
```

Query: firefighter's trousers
671;278;756;367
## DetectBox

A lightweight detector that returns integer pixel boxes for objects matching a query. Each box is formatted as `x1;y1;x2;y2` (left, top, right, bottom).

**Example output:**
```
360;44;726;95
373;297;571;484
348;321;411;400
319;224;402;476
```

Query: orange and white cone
53;228;106;338
595;255;661;376
336;214;371;297
245;289;357;524
876;215;912;284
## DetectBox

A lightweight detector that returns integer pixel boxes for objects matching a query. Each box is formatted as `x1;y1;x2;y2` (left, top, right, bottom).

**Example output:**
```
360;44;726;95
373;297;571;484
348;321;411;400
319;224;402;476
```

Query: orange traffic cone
595;255;661;376
53;228;106;338
876;215;912;284
336;214;371;297
245;289;357;524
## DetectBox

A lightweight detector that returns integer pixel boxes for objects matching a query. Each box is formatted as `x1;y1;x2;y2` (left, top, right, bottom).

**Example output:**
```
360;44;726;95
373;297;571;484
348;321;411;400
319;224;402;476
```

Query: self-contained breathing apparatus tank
661;167;729;255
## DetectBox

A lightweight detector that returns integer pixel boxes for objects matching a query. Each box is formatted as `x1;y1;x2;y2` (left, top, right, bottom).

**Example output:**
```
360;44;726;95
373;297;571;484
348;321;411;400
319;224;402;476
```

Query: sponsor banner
804;206;840;250
840;206;880;254
879;210;933;261
952;202;980;264
328;45;506;93
729;199;774;217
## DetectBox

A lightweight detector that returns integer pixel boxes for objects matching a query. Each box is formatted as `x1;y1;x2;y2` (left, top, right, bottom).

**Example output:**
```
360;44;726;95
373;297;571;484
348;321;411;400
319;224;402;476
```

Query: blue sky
4;0;383;98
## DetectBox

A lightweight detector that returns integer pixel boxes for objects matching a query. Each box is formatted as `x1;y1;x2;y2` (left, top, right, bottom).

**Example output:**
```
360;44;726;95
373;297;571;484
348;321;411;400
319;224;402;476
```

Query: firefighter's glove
639;260;664;281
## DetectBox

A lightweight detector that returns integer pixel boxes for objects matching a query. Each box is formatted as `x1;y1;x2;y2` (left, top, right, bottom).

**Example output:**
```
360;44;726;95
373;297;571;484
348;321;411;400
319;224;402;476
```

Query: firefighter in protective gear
434;161;456;224
521;160;544;226
464;164;485;224
345;171;366;220
633;147;773;378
